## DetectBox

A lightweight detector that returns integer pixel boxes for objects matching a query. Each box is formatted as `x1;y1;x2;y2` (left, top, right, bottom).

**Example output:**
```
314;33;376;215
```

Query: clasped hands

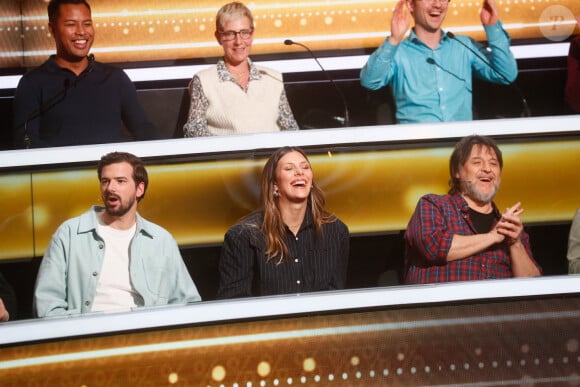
493;202;524;246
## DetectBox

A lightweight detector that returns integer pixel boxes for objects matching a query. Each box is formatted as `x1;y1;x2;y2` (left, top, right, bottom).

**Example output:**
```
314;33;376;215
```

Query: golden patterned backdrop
0;138;578;261
1;0;579;69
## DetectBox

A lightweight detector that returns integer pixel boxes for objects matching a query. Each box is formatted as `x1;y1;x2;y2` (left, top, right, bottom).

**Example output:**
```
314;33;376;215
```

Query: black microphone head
86;54;95;73
446;31;456;39
284;39;294;45
426;57;436;65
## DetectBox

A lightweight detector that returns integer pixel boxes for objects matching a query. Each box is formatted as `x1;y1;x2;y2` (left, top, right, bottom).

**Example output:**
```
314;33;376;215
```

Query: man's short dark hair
97;152;149;201
48;0;91;23
448;135;503;194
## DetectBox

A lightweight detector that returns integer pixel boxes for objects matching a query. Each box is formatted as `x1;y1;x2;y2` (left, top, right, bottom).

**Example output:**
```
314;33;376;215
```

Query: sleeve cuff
483;21;509;42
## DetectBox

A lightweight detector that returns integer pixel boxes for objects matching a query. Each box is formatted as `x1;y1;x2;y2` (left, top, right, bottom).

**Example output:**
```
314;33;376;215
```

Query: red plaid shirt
404;193;539;284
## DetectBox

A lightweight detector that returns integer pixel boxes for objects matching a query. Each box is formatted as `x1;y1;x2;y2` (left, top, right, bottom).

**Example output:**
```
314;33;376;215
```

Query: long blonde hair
257;146;336;263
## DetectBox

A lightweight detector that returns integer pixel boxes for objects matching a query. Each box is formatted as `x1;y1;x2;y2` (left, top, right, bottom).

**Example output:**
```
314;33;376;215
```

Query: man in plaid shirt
404;135;541;284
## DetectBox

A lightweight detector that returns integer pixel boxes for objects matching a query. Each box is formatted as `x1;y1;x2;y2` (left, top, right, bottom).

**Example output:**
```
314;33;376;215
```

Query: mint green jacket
34;206;201;317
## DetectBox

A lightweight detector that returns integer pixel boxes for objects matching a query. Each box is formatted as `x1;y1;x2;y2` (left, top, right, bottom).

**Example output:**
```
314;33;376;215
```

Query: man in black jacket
12;0;160;148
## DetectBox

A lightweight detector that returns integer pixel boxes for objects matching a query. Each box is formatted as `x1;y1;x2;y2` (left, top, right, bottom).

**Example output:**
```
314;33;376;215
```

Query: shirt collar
408;29;449;46
46;55;96;77
452;192;501;218
284;206;314;234
216;58;262;83
79;206;156;239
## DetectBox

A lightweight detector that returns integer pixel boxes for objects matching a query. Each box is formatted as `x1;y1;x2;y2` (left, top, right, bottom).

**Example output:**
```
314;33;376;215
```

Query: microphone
426;57;470;87
445;31;531;117
22;78;72;148
20;55;94;148
284;39;350;127
258;69;283;83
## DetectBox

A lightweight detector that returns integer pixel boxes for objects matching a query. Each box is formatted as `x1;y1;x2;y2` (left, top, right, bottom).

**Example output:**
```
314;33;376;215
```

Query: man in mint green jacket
34;152;201;317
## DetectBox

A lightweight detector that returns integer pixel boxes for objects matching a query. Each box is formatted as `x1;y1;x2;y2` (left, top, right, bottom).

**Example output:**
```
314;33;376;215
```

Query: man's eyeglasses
219;28;254;41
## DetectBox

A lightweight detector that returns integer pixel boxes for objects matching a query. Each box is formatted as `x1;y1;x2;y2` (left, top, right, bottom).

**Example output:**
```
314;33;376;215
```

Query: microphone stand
19;55;95;148
284;39;350;127
21;79;71;149
446;31;531;118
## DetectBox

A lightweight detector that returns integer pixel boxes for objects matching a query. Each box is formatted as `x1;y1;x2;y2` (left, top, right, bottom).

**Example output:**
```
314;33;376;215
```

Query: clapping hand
480;0;500;26
389;0;411;45
496;202;524;246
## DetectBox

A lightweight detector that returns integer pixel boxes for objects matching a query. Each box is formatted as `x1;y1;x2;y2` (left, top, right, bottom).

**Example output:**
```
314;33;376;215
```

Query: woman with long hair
217;146;349;298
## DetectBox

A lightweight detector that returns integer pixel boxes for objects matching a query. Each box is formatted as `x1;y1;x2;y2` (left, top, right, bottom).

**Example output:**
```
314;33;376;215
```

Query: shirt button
98;244;104;249
438;87;443;92
85;301;90;306
294;258;299;263
296;280;301;284
92;271;98;276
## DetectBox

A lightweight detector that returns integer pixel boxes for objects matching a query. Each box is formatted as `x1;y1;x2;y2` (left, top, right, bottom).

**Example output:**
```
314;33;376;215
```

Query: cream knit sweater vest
197;65;285;136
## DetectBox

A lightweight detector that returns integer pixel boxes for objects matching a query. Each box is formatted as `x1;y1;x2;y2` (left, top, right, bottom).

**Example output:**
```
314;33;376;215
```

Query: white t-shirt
92;222;143;312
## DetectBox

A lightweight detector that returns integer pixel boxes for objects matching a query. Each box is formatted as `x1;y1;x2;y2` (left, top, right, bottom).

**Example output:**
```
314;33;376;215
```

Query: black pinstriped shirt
217;210;349;299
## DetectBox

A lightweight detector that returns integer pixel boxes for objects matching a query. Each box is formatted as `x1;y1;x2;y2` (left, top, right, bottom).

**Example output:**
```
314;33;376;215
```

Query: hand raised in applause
480;0;500;26
388;0;411;46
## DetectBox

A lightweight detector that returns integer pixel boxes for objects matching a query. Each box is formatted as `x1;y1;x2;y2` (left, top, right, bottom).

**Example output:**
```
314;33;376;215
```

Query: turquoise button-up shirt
360;22;518;123
34;206;201;317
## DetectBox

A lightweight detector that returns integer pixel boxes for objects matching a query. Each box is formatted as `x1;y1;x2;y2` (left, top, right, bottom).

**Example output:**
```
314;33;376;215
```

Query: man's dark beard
104;196;135;217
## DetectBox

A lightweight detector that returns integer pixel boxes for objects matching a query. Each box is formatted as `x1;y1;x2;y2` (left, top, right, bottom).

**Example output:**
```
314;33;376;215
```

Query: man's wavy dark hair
97;152;149;201
448;135;503;194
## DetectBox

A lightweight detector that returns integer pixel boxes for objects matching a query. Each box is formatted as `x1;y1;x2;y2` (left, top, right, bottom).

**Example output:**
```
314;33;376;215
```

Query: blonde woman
218;147;349;298
183;2;298;136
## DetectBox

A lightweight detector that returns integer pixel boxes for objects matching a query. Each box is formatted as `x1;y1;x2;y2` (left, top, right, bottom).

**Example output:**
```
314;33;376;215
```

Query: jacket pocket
143;265;170;302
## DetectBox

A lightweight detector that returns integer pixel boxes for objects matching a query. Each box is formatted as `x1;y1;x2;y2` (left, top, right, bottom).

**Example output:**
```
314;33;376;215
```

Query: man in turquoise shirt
360;0;517;123
34;152;201;317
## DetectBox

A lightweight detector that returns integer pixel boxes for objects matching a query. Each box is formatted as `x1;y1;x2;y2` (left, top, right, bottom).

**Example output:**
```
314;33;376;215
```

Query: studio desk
0;277;579;386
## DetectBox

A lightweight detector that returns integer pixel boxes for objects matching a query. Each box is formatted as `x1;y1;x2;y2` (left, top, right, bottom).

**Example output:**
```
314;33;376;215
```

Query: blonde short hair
215;2;254;31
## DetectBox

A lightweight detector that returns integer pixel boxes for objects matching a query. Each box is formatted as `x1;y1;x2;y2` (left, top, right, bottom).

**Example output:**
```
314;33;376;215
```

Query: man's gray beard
461;180;499;204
